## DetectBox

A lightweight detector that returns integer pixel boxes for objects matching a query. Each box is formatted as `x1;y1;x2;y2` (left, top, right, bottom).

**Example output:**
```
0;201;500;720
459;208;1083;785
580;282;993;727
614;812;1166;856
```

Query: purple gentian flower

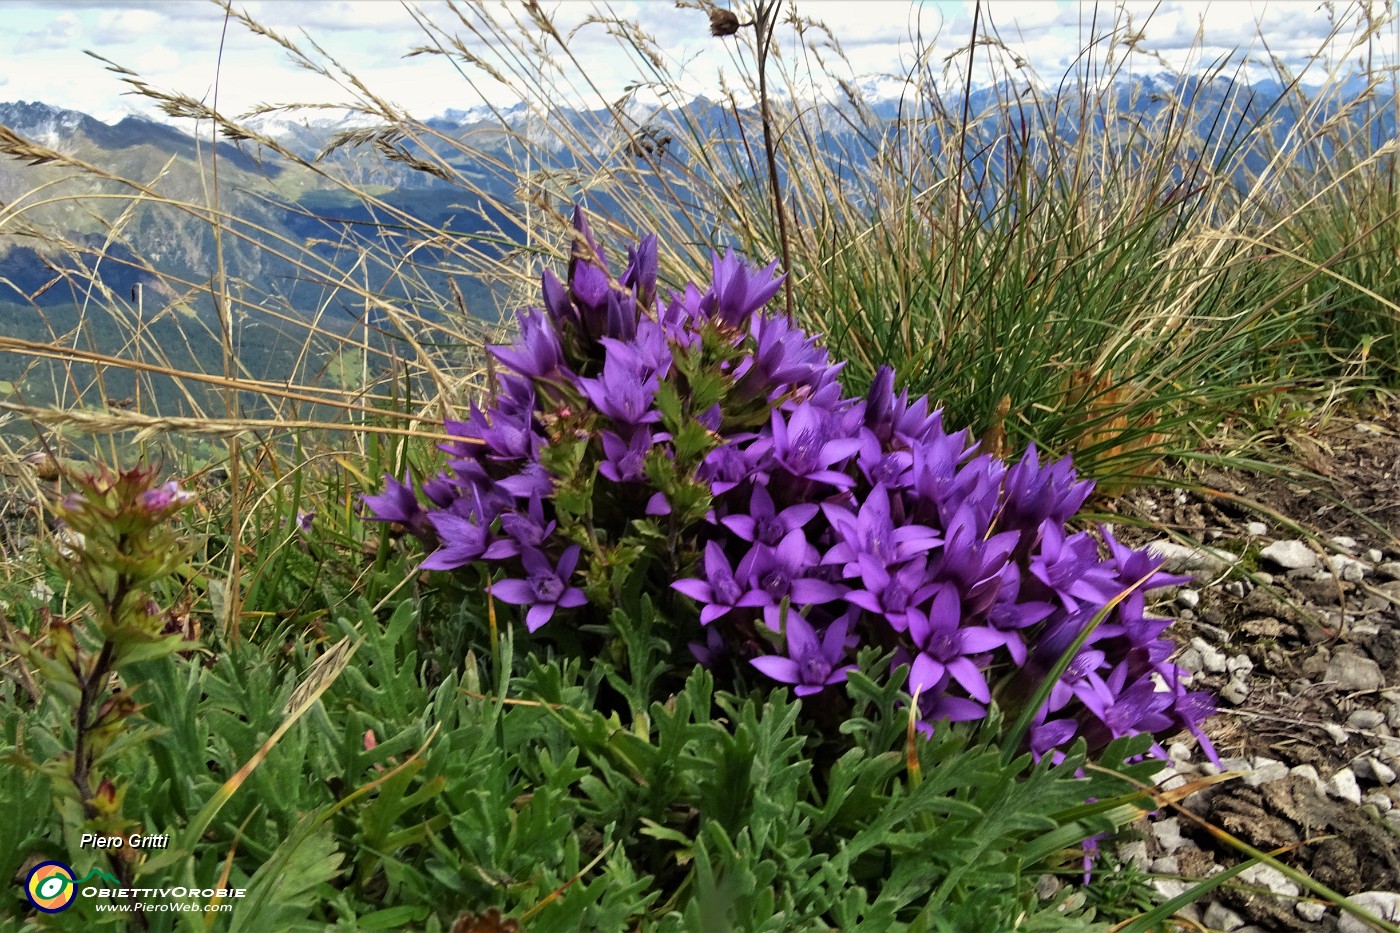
905;585;1001;703
673;540;747;624
735;530;846;608
599;428;654;483
702;248;785;328
362;471;432;542
420;510;520;570
138;480;195;515
1028;524;1120;612
822;483;940;579
750;609;855;697
769;402;861;488
621;233;658;309
491;545;588;632
499;493;556;549
843;556;939;633
720;485;818;547
490;309;565;380
576;344;661;426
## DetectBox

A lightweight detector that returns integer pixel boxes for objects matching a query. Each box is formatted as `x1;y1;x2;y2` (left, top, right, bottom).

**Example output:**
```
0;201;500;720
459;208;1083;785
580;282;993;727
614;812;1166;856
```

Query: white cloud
21;10;81;50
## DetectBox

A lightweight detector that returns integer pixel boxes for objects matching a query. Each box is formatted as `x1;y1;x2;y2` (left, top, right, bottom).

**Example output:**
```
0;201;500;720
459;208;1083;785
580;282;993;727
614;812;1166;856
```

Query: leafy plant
365;215;1217;766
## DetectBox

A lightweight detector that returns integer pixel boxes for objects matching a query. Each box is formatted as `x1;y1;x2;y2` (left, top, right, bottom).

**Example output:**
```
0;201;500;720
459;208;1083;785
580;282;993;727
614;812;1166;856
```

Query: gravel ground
1106;397;1400;931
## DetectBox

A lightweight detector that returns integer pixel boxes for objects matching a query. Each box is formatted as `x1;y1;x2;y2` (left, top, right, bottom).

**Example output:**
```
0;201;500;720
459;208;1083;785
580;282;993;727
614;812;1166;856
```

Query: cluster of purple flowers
364;210;1215;760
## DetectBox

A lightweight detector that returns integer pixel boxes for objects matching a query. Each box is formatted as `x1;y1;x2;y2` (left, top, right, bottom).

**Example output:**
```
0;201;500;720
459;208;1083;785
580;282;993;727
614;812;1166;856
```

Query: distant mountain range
1;72;1395;322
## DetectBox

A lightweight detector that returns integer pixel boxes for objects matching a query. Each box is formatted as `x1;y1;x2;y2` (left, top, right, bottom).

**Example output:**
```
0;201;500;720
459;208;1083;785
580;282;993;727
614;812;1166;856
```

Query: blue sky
0;2;1386;123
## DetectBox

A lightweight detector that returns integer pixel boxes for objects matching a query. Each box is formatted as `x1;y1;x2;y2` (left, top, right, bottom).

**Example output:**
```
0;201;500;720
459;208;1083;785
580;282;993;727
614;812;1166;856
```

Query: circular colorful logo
25;861;77;913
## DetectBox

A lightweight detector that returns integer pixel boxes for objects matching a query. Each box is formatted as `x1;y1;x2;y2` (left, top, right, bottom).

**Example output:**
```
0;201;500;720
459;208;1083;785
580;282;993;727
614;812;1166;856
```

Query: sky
0;1;1391;124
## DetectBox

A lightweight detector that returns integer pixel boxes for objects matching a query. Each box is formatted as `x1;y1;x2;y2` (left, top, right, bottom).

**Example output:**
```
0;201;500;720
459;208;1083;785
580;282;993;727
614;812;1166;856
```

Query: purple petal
491;579;535;605
750;655;801;684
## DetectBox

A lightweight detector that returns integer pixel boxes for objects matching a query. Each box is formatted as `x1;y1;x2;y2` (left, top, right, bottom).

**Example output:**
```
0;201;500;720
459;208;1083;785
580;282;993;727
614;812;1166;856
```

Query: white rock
1259;539;1317;570
1244;757;1289;787
1147;540;1239;576
1177;647;1204;676
1239;863;1300;898
1338;891;1400;932
1326;651;1386;693
1355;756;1398;785
1291;764;1325;795
1175;588;1201;610
1251;571;1275;585
1330;535;1359;552
1244;521;1268;536
1203;902;1246;931
1151;855;1179;874
1324;723;1351;744
1190;636;1229;674
1326;553;1366;582
1377;561;1400;581
1168;741;1194;764
1366;548;1384;564
1227;654;1254;676
1347;710;1387;731
1151;817;1184;852
1223;579;1251;598
1296;901;1328;922
1221;678;1251;706
1364;790;1394;812
1328;767;1363;804
1119;840;1149;870
1154;878;1191;901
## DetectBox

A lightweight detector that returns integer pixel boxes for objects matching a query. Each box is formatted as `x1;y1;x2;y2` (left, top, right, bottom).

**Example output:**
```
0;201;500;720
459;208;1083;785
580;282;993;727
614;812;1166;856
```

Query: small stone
1376;562;1400;581
1350;619;1382;637
1366;548;1384;564
1328;767;1363;804
1355;756;1398;785
1326;650;1385;692
1330;535;1359;553
1302;649;1332;678
1151;855;1179;874
1151;817;1183;852
1190;636;1228;674
1244;757;1289;787
1239;863;1300;898
1203;902;1246;931
1326;553;1366;582
1119;840;1149;870
1324;723;1350;744
1175;588;1201;610
1035;873;1061;901
1291;764;1325;795
1242;617;1287;637
1251;571;1275;585
1227;654;1253;676
1169;741;1194;764
1155;878;1191;901
1148;540;1238;576
1220;678;1251;705
1364;791;1394;812
1338;892;1400;932
1347;710;1386;731
1223;579;1251;598
1244;521;1268;536
1296;901;1328;923
1260;539;1317;570
1177;647;1204;676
